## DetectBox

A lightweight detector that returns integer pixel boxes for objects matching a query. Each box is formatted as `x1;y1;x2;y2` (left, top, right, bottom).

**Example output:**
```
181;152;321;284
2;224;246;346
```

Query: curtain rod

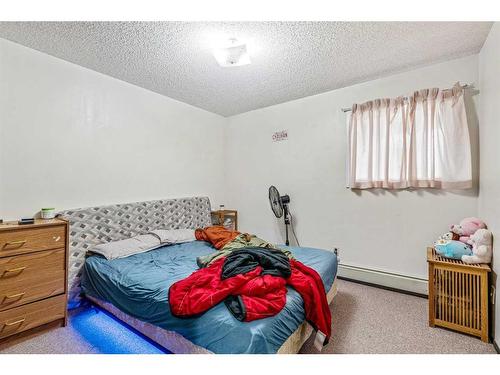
341;83;471;113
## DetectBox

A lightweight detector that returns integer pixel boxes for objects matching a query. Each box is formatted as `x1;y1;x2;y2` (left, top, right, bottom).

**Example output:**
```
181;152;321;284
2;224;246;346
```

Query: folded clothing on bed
169;246;332;347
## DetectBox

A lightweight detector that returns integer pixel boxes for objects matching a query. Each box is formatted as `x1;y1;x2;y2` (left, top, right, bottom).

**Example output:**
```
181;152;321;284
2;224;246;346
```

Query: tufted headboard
58;196;212;307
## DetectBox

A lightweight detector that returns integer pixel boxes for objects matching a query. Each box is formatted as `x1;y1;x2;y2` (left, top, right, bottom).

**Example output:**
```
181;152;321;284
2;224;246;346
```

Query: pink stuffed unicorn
450;217;486;244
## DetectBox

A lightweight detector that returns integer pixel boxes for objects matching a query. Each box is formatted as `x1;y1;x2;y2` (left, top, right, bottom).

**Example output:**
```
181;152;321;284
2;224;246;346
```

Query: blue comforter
81;241;337;354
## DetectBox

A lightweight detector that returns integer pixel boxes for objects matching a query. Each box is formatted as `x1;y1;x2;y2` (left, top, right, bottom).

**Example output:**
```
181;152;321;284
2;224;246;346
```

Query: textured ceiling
0;22;492;117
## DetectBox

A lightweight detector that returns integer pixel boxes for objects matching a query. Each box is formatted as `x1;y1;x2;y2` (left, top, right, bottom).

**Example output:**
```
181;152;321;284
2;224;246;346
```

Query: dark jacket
221;247;291;279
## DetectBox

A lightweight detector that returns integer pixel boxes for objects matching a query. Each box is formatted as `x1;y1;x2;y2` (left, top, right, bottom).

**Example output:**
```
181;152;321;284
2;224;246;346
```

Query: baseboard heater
338;263;428;296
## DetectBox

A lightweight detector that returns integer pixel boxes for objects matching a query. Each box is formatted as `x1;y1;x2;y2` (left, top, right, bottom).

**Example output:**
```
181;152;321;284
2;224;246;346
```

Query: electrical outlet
333;247;340;262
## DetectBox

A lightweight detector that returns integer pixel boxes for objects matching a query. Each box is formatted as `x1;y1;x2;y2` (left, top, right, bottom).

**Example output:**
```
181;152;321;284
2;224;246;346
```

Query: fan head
268;185;283;218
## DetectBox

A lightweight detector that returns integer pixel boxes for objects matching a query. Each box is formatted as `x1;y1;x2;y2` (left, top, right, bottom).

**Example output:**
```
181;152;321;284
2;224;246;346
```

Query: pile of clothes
169;226;332;347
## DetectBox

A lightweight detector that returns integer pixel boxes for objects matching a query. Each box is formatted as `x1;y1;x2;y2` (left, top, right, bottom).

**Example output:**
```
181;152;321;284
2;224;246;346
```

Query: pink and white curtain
347;83;471;189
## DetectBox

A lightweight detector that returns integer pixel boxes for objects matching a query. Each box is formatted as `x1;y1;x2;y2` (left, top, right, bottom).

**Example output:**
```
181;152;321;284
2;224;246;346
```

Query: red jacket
169;256;331;345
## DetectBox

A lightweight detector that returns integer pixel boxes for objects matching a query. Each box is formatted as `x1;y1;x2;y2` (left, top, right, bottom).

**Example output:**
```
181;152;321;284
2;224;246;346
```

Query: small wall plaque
272;130;288;142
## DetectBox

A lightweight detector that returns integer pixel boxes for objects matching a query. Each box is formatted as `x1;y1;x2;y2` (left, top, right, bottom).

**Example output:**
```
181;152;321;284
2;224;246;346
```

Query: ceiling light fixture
212;38;251;67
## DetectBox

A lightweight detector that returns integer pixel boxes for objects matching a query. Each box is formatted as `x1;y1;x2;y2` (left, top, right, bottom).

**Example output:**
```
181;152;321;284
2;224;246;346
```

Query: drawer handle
5;292;25;300
4;318;25;326
3;240;27;249
3;266;27;275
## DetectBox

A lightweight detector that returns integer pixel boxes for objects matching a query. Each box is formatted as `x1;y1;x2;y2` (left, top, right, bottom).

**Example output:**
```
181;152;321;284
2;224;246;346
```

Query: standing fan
268;185;292;246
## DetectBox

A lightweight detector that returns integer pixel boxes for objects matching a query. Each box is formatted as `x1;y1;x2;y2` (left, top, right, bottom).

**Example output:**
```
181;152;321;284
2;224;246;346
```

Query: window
347;84;472;189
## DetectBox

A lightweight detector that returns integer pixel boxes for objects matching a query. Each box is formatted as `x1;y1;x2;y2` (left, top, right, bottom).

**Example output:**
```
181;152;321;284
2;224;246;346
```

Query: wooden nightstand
427;247;490;342
211;210;238;231
0;218;68;347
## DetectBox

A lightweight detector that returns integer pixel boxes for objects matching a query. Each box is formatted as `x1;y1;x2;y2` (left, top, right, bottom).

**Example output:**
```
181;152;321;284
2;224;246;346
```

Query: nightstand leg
480;274;488;342
428;264;435;327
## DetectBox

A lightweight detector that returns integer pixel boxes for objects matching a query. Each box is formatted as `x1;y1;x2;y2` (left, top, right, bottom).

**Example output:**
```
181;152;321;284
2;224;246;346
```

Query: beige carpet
300;279;496;354
1;279;496;354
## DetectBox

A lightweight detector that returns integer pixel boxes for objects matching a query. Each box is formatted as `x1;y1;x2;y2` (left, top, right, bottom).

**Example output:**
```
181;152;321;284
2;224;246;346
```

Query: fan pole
285;223;289;246
283;204;290;246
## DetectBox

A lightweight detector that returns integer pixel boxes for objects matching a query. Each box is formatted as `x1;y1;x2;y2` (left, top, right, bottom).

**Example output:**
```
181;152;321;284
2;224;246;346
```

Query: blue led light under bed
70;306;167;354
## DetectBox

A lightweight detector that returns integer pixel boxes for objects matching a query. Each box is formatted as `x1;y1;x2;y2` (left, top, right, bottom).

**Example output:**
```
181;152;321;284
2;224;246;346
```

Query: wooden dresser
0;219;68;346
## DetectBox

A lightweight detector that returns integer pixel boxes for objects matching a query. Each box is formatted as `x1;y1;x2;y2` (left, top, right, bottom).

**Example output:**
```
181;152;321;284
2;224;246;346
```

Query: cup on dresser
40;208;56;219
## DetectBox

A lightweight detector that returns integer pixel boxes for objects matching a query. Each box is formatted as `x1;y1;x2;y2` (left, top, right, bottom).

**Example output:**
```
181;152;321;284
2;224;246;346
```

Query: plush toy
461;229;493;264
434;239;473;260
437;231;460;241
450;217;486;244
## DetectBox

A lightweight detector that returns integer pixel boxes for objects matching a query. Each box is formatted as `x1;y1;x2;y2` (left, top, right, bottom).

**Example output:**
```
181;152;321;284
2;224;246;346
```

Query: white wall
478;23;500;345
225;55;480;281
0;38;226;219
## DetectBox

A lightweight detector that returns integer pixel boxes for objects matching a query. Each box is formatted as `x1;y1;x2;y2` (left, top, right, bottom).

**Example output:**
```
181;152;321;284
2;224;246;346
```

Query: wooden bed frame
86;277;338;354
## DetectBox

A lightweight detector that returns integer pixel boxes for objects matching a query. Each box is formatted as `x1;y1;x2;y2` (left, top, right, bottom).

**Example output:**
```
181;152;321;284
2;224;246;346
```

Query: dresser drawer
0;294;66;339
0;225;66;257
0;249;66;311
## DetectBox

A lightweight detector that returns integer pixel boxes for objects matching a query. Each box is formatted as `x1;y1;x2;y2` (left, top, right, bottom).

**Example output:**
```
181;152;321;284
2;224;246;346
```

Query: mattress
81;241;338;354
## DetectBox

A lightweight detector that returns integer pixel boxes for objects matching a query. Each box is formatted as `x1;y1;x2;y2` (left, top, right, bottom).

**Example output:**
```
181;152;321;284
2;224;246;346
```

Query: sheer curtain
347;83;471;189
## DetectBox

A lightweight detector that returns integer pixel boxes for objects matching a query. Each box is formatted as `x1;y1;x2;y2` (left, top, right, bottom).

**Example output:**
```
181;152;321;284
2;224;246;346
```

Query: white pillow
91;234;161;260
150;229;196;244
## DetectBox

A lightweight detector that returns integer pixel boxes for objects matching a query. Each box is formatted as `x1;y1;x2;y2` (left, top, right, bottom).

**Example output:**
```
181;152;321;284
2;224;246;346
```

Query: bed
58;196;338;354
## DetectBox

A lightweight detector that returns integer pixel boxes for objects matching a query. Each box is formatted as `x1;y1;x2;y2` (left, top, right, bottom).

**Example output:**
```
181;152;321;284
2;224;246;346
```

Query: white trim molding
338;263;428;295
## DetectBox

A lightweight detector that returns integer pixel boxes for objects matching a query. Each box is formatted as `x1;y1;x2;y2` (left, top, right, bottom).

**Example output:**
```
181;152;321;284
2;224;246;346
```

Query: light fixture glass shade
212;39;251;67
